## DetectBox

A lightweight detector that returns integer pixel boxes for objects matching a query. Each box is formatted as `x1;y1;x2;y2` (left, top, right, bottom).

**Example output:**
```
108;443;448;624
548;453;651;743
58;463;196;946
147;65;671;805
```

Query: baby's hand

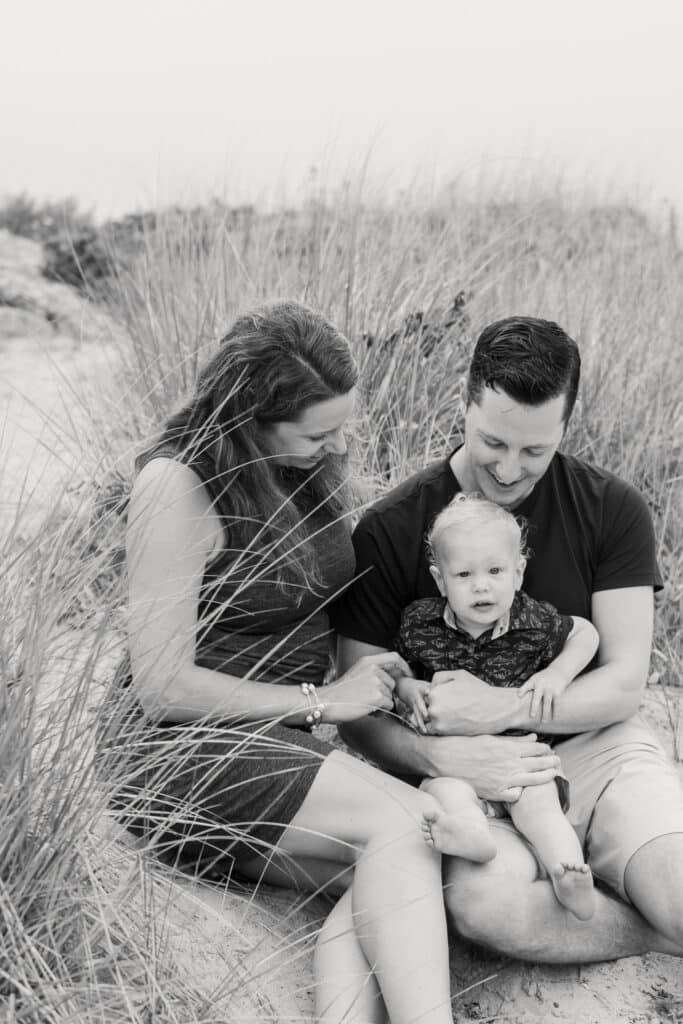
518;667;570;722
394;676;431;733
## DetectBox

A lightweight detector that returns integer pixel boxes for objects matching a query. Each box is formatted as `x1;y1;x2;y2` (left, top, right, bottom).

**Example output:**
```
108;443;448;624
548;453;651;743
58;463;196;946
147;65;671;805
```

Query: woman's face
265;390;355;468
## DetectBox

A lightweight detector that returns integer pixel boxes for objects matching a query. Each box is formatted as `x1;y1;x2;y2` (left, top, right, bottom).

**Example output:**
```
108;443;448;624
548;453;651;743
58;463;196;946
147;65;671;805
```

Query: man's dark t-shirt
330;450;662;650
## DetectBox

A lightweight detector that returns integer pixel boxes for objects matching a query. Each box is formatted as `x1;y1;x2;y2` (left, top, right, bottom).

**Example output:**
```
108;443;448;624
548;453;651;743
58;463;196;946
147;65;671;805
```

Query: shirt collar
443;602;511;640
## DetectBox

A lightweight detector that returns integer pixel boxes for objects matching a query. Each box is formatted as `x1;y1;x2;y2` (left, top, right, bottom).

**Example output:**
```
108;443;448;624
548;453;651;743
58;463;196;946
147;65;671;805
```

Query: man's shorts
488;714;683;901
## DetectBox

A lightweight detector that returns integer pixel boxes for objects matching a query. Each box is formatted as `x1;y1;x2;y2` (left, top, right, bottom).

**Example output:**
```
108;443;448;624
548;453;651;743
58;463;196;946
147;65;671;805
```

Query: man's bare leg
508;782;594;921
624;833;683;948
444;826;682;962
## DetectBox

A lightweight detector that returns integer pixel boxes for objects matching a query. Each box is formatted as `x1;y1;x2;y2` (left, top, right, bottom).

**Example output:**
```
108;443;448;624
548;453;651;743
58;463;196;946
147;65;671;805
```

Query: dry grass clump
0;499;217;1022
1;176;681;1020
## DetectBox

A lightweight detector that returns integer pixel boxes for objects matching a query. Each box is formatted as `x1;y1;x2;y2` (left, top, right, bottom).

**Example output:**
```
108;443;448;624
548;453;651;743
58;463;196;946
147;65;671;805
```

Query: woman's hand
323;653;409;723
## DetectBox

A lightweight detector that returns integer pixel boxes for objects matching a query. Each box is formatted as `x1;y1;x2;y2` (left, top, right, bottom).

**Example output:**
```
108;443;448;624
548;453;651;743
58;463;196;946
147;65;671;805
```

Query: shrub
0;192;93;243
42;223;114;293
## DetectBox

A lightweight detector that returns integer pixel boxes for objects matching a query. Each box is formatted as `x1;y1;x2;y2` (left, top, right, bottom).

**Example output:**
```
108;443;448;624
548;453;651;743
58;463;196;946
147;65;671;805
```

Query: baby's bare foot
550;862;595;920
421;807;496;863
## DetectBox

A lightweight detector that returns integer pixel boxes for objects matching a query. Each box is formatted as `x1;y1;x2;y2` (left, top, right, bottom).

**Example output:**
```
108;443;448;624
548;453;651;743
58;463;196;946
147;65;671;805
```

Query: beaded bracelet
300;682;325;730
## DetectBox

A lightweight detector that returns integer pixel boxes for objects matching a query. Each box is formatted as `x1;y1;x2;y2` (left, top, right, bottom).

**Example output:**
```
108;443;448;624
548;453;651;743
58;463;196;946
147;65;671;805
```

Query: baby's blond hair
427;492;527;565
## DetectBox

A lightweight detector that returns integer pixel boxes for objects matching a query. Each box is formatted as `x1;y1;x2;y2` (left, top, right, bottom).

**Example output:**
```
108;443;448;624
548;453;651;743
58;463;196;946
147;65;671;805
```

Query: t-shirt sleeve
329;510;421;649
594;479;663;592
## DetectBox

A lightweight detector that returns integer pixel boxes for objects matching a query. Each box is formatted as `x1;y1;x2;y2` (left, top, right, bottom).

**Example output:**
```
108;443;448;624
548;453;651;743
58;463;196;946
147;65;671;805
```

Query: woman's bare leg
239;857;385;1023
238;851;352;896
275;749;454;1024
314;886;387;1024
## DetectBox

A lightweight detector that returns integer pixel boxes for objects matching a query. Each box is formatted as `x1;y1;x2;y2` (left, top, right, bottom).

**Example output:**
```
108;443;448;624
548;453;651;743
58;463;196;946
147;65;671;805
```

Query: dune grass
102;184;682;669
0;178;681;1020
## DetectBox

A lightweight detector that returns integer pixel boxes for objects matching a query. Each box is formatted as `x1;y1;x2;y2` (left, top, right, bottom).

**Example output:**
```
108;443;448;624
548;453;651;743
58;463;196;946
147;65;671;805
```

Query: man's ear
429;564;446;595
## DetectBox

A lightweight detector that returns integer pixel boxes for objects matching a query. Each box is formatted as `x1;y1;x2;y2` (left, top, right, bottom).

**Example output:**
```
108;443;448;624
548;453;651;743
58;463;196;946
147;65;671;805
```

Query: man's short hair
466;317;581;424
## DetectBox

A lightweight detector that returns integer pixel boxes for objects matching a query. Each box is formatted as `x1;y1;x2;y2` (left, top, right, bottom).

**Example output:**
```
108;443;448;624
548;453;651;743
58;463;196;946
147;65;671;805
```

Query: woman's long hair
140;300;359;592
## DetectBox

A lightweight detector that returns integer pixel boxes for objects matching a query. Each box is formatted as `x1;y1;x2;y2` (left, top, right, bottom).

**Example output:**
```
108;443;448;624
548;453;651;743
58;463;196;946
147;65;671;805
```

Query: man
332;316;683;961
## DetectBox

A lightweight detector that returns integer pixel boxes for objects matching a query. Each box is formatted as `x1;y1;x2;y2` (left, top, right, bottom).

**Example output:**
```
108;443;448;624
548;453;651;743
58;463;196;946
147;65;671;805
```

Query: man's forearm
338;712;493;780
339;713;437;777
425;664;645;738
339;713;564;802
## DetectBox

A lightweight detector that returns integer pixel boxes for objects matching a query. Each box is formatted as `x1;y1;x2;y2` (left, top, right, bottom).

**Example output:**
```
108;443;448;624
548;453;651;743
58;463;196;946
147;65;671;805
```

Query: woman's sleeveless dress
99;449;356;882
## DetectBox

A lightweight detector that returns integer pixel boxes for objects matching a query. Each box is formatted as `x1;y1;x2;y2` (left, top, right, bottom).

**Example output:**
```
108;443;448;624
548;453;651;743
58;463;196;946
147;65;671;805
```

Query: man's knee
442;830;543;947
624;833;683;947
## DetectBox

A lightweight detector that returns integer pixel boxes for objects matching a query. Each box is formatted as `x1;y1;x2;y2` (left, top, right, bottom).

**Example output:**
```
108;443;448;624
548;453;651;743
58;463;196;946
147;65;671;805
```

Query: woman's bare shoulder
128;456;223;558
132;456;209;502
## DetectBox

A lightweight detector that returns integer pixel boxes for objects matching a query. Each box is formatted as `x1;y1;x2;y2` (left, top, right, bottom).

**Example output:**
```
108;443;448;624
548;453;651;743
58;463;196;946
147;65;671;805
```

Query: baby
395;493;599;921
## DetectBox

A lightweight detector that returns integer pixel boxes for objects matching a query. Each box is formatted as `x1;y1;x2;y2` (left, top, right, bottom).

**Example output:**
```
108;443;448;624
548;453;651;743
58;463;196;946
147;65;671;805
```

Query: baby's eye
484;439;503;449
490;567;502;575
456;571;470;578
307;433;328;442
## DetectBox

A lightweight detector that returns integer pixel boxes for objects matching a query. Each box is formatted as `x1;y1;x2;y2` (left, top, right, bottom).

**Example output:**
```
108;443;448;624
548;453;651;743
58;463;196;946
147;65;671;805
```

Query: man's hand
518;667;570;722
425;670;521;735
431;733;561;803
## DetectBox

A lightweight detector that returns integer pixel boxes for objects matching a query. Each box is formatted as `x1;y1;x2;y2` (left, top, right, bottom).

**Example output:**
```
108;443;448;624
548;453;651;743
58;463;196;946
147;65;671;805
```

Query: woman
102;301;457;1024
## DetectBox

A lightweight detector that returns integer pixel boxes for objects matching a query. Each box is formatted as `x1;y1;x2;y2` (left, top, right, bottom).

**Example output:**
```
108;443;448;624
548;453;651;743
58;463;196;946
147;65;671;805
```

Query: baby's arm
518;616;600;721
394;675;431;732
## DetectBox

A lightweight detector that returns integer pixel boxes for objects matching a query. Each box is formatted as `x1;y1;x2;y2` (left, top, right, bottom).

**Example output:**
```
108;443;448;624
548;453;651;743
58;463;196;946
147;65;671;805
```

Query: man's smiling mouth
489;471;521;488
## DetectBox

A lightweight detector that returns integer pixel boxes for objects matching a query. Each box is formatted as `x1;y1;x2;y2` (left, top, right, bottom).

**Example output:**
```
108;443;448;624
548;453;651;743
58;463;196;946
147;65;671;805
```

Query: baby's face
430;522;524;638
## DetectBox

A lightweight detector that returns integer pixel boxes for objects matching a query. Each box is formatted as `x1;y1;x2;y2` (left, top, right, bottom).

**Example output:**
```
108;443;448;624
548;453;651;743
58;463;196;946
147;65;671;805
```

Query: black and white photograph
1;2;682;1021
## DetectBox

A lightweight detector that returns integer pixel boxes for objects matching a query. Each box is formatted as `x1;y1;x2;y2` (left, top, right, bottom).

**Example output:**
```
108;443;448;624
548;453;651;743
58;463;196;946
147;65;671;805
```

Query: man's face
461;386;567;509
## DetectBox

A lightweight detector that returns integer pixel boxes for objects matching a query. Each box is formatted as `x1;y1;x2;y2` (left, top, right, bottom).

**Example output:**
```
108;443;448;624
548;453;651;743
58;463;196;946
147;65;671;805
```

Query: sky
2;0;683;221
